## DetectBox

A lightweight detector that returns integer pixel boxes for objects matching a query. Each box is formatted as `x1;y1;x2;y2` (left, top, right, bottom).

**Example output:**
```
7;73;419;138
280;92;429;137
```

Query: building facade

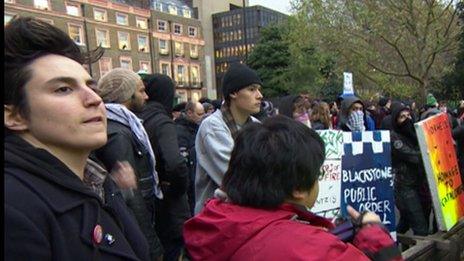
189;0;246;99
5;0;206;102
212;5;287;97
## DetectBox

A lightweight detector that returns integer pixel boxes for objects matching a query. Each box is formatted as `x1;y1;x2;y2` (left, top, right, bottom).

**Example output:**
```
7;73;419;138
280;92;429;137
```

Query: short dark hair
4;16;103;118
222;115;325;209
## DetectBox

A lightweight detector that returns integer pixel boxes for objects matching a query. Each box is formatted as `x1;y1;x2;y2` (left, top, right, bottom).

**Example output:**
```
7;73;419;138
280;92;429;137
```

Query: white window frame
157;20;167;32
99;57;112;77
174;41;184;56
34;0;51;10
168;5;177;15
137;34;149;53
95;28;110;48
173;23;182;35
119;56;133;70
117;31;131;50
66;2;81;16
136;16;148;29
190;65;200;87
116;12;129;26
188;26;197;37
160;62;171;77
93;8;107;22
190;44;198;58
159;39;168;54
175;64;186;86
68;23;84;45
139;61;151;74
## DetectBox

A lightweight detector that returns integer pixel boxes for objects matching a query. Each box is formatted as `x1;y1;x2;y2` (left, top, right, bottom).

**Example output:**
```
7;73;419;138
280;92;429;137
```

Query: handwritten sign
415;113;464;231
340;131;396;239
343;72;354;96
313;130;343;218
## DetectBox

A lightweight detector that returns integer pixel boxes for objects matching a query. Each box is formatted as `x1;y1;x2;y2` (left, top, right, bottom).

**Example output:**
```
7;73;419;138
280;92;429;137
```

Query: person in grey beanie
194;63;263;214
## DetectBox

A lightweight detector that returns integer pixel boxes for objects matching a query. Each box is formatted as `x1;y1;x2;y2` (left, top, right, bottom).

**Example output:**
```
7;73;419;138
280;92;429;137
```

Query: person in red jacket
183;115;402;261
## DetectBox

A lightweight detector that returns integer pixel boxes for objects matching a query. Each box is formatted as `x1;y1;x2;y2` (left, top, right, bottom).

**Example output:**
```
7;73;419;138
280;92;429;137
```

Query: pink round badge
93;224;103;244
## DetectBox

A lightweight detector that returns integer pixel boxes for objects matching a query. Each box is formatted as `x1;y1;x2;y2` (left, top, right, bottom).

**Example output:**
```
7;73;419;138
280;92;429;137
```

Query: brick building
5;0;206;102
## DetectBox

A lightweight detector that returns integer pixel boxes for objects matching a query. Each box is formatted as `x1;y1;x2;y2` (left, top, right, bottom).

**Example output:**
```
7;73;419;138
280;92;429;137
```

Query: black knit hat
222;63;262;99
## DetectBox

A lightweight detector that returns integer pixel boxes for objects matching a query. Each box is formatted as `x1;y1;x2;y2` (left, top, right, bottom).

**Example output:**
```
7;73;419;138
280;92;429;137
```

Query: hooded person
338;96;375;131
278;95;311;128
390;102;431;236
136;73;190;261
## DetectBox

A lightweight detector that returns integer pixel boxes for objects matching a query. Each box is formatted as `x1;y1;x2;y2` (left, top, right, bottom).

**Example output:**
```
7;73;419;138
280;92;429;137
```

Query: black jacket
5;135;150;261
94;120;164;260
137;101;191;243
137;101;189;197
390;103;426;187
175;115;200;214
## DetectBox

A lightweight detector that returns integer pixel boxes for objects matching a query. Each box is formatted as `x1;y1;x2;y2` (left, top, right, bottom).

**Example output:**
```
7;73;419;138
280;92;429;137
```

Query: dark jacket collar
5;135;104;213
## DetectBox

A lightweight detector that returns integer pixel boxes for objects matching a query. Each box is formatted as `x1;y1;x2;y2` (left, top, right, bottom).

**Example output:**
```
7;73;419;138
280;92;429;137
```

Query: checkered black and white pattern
342;131;390;155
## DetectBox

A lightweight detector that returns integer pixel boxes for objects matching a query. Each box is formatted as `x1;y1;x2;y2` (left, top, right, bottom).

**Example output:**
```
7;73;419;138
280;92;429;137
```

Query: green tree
292;0;461;101
246;25;292;97
440;1;464;101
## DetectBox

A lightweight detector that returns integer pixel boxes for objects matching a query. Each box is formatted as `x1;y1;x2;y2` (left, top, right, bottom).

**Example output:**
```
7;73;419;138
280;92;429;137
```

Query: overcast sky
248;0;293;15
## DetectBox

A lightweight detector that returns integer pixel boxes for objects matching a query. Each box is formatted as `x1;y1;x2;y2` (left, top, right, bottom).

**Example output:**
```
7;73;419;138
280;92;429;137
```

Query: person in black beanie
193;63;263;214
137;73;190;261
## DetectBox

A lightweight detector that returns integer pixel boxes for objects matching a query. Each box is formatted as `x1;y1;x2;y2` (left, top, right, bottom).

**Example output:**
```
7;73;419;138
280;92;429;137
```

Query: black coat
175;115;200;214
5;135;150;261
94;119;164;260
137;101;191;243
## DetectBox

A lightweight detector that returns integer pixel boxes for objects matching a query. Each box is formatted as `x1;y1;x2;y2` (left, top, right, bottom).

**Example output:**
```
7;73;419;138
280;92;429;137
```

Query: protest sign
313;130;343;218
343;72;354;96
415;113;464;231
340;131;396;239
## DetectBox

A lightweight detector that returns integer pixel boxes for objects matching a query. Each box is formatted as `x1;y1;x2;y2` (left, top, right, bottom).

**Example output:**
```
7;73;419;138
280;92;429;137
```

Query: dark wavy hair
222;115;325;209
4;16;103;118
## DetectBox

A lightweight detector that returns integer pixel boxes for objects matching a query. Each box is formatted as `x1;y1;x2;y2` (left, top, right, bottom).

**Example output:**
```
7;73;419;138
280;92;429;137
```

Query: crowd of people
5;16;464;260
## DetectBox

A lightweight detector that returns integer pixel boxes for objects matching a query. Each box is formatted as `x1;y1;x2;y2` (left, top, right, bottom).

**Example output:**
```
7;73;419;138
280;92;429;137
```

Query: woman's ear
4;105;28;131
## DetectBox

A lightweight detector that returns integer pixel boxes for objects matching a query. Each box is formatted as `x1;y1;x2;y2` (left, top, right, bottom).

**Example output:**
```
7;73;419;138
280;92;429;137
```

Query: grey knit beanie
97;68;141;103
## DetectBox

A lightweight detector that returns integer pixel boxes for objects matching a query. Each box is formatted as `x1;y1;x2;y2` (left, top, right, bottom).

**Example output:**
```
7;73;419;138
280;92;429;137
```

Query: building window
190;65;199;87
139;61;151;74
190;44;198;59
96;28;110;48
174;42;184;56
34;0;50;10
173;24;182;35
116;13;129;26
118;31;131;50
136;17;148;29
168;5;177;15
120;57;133;70
5;0;15;3
66;2;80;16
157;20;166;32
159;39;168;55
99;57;112;77
176;65;186;86
68;23;84;45
161;63;170;76
94;8;107;22
183;8;191;18
5;13;15;25
138;35;149;52
188;26;197;37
